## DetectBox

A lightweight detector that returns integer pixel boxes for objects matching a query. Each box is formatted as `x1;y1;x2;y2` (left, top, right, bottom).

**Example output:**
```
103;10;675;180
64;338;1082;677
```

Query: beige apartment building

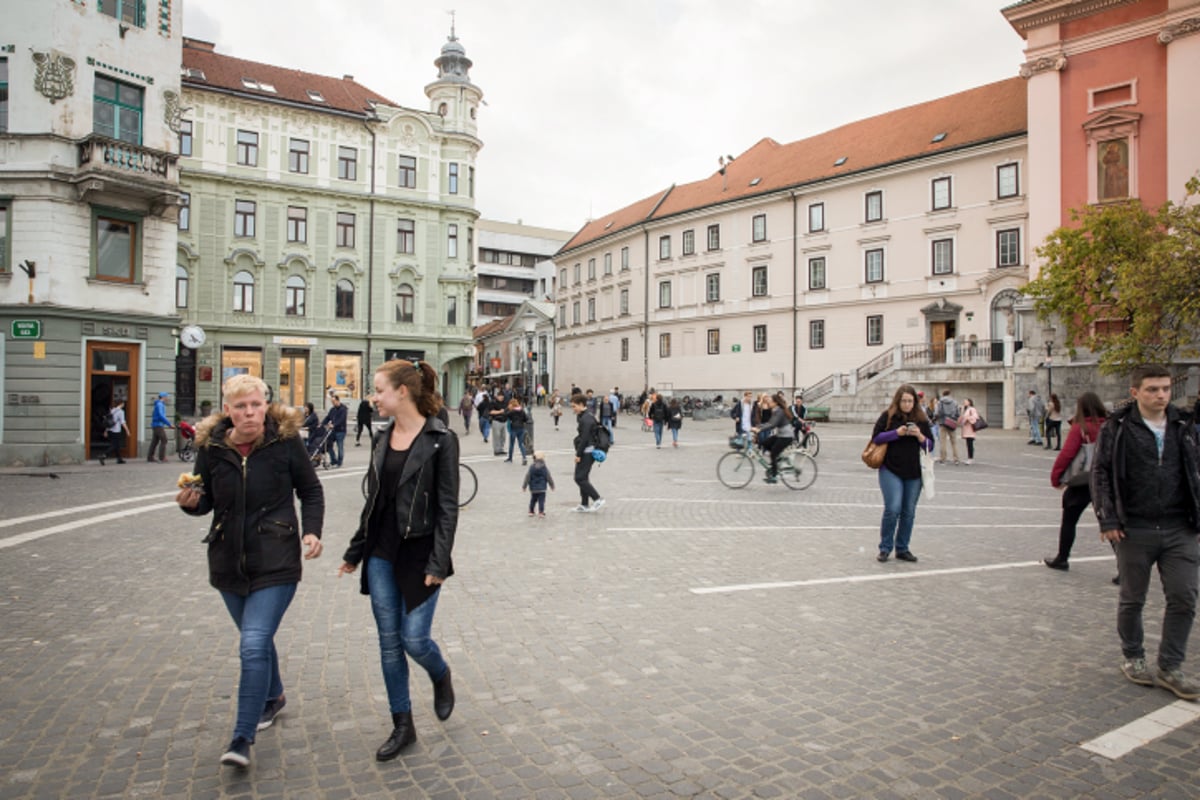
554;78;1030;421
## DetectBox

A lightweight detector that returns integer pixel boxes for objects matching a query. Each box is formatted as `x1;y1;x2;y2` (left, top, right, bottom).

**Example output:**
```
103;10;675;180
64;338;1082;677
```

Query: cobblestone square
1;414;1197;798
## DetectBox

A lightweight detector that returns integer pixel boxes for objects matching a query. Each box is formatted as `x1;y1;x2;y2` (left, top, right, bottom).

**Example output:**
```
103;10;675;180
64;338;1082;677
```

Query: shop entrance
87;342;140;460
279;349;309;410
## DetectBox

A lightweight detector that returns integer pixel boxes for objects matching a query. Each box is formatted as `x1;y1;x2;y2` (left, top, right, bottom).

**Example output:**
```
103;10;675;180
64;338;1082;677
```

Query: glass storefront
221;347;263;386
324;352;362;403
278;349;308;410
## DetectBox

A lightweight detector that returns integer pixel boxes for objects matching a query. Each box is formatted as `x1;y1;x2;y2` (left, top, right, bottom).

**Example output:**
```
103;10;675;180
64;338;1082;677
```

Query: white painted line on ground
620;496;1053;510
688;556;1114;594
0;491;178;528
611;524;1059;532
0;503;179;550
1080;701;1200;759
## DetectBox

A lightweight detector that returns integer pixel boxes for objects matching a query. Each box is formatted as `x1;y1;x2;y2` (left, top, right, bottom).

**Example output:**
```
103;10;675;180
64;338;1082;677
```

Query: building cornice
1002;0;1138;34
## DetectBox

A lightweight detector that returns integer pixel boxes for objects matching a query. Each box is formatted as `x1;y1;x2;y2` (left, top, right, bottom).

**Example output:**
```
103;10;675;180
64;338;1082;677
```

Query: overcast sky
184;1;1029;236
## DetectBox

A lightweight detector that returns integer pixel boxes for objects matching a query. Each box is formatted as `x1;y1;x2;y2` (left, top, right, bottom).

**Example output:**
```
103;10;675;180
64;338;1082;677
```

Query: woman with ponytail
338;360;459;761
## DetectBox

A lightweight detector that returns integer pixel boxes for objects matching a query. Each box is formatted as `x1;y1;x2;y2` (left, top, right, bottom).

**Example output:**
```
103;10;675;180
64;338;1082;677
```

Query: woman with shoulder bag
337;360;459;762
870;384;934;563
1044;392;1108;571
959;398;979;465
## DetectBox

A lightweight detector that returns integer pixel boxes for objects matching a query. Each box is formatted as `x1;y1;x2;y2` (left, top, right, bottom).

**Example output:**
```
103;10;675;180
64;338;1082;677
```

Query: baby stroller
177;420;197;462
308;426;335;470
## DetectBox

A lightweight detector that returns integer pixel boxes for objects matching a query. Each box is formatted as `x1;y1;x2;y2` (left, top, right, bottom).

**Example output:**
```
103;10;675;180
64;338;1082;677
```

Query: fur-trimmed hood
194;403;303;447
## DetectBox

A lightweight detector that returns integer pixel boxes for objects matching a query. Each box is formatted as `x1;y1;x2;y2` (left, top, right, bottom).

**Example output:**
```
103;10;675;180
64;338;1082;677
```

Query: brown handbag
862;440;887;469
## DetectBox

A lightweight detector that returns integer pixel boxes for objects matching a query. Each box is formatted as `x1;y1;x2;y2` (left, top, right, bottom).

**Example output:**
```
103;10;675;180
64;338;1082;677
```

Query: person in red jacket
1044;392;1108;570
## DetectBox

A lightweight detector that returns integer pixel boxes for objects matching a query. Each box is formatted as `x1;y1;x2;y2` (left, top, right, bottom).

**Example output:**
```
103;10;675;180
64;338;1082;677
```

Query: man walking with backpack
571;393;605;513
934;389;961;465
1093;364;1200;700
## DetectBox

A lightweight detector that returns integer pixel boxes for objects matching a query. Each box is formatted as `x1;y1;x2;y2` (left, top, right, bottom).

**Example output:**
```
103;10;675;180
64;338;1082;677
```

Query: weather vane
448;9;457;41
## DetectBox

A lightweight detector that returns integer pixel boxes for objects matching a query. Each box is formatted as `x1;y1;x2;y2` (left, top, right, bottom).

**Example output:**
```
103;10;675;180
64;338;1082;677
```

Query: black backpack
102;410;115;429
592;424;612;453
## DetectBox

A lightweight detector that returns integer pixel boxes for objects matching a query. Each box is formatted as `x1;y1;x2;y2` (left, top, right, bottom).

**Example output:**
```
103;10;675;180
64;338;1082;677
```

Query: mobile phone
905;422;917;430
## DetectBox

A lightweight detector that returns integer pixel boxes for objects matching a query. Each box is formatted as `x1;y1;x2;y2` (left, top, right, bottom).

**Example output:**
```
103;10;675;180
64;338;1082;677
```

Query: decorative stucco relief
1158;17;1200;44
1018;54;1067;80
162;90;190;133
32;51;76;103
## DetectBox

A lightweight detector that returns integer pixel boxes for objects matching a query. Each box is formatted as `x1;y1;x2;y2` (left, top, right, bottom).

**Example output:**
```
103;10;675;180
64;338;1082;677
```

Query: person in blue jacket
149;391;174;462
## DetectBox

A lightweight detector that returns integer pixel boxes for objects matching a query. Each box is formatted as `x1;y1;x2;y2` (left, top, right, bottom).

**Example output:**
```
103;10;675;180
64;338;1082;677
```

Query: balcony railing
78;134;177;182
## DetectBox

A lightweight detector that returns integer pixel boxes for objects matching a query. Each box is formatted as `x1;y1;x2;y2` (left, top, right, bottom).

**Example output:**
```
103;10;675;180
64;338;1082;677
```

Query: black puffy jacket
183;406;324;596
343;415;459;593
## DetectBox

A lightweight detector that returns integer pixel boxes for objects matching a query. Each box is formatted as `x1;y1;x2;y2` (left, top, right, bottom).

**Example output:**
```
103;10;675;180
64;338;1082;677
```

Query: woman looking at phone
869;384;934;562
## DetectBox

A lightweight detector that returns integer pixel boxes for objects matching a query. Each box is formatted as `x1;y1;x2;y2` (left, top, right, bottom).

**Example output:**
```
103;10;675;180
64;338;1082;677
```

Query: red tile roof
560;77;1027;255
473;316;513;339
181;38;397;116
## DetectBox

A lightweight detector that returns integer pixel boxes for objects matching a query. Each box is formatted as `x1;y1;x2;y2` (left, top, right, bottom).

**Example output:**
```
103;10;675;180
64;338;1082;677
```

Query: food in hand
177;472;204;491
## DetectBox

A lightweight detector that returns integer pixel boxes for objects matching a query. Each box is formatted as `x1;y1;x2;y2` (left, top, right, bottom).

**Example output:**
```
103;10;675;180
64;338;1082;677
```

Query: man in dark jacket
1093;364;1200;701
571;393;604;512
355;398;373;446
321;394;348;467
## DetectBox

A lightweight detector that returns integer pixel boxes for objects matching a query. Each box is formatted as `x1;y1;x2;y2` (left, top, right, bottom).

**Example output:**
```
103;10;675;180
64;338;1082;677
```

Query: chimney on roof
183;38;216;52
343;74;354;81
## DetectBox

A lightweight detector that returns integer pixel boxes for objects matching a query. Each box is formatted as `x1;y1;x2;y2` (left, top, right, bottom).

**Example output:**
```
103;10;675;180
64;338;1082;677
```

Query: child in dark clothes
521;451;555;517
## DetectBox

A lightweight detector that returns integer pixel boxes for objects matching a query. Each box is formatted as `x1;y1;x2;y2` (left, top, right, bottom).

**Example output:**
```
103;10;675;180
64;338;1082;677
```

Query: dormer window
241;78;258;90
931;132;948;143
182;67;206;81
240;78;277;93
834;156;847;166
307;90;326;103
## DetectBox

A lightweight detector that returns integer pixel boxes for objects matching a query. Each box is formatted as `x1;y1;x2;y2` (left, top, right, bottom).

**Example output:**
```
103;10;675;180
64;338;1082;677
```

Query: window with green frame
94;75;143;144
0;58;9;134
0;200;10;272
91;207;143;283
98;0;146;27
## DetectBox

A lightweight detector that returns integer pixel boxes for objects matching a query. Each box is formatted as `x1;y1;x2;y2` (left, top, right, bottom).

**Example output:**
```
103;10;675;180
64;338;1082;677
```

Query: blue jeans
367;557;448;714
1029;414;1043;444
670;427;679;443
652;421;664;446
603;418;615;443
878;467;922;555
508;429;528;461
329;430;346;466
481;416;491;441
219;583;297;742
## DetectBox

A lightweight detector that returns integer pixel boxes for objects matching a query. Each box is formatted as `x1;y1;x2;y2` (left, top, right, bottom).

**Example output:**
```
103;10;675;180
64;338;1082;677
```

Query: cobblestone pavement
1;413;1198;799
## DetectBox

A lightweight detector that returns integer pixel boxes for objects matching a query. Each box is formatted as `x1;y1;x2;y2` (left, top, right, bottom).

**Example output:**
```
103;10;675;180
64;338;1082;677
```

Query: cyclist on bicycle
751;392;794;484
790;393;807;446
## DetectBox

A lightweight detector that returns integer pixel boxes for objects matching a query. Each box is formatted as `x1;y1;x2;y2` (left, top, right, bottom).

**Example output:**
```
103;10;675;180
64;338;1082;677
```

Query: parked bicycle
717;436;817;490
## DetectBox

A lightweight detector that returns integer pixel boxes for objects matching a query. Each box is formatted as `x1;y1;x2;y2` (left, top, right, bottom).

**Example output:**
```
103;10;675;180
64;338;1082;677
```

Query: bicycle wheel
717;452;755;489
458;463;478;507
802;431;820;457
780;451;818;490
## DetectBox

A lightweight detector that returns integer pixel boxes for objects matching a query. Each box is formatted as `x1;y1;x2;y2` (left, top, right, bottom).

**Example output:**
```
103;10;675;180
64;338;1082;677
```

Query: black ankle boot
375;711;416;761
433;667;455;721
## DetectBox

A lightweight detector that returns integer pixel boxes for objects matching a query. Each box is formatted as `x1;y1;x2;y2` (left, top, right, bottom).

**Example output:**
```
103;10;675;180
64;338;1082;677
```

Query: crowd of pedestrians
167;363;1200;774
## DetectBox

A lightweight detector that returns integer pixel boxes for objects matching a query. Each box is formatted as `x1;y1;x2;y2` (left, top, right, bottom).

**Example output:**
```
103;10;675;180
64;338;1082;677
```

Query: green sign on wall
731;344;741;353
11;320;42;339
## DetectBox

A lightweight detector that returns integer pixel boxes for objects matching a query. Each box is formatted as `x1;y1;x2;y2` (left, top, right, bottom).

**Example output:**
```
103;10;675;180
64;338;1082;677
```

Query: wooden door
87;342;140;459
930;322;948;363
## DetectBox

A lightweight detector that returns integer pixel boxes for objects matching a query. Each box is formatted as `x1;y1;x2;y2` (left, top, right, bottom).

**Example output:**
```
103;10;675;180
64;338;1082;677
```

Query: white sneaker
571;504;588;512
592;498;606;511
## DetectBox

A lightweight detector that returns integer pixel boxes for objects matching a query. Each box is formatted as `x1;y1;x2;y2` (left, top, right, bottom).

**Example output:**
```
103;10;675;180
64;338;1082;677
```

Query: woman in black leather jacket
177;374;324;769
338;360;459;762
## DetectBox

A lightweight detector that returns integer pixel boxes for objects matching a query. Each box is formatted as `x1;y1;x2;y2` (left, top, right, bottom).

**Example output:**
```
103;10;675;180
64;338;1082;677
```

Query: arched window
175;265;189;309
233;270;255;313
336;278;355;319
396;283;414;323
285;275;306;316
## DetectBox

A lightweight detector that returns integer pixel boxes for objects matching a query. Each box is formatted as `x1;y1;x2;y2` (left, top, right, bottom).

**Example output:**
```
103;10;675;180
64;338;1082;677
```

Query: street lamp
1045;339;1054;397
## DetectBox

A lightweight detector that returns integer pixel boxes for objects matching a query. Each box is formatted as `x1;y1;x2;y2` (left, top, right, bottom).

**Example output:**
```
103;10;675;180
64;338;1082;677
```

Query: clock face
180;325;206;349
